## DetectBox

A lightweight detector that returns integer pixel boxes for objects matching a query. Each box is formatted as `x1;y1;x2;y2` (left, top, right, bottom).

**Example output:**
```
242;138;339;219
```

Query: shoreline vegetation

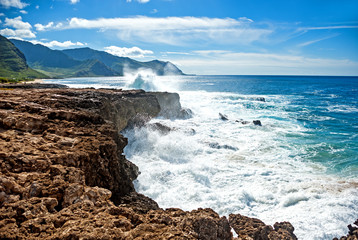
0;77;44;84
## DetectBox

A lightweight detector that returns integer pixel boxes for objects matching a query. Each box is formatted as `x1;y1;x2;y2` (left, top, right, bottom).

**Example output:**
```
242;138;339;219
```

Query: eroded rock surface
334;219;358;240
0;88;231;239
229;213;297;240
0;87;296;239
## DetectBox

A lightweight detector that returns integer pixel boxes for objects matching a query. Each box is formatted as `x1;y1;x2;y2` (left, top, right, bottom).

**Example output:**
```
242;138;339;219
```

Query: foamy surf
123;89;358;240
45;75;358;239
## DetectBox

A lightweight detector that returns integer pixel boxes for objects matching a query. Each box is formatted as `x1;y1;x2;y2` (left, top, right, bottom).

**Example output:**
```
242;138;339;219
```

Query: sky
0;0;358;76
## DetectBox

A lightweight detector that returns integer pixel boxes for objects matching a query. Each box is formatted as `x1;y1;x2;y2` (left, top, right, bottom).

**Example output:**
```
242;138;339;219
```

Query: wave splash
124;69;179;92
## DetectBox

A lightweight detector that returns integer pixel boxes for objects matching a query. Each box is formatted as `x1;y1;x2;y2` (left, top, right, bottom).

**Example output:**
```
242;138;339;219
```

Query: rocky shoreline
0;85;352;239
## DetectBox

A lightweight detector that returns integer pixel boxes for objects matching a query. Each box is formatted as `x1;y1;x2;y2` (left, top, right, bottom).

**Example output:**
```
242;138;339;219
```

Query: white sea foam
124;90;358;240
327;104;358;113
124;69;179;92
44;76;358;239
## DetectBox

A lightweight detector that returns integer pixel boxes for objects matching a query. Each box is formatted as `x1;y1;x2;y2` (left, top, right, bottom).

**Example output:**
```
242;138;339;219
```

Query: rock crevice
0;87;297;239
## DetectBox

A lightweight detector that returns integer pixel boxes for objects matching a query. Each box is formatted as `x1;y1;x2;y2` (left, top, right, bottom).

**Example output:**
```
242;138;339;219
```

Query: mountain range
10;39;184;78
0;35;48;80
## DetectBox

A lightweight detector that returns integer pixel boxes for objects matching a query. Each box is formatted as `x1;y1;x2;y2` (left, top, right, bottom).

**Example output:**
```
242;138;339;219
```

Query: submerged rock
235;119;251;125
253;120;262;126
147;122;173;135
219;113;229;121
334;219;358;240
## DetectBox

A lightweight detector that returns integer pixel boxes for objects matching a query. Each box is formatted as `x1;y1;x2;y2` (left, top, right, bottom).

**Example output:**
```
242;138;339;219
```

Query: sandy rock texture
0;87;297;239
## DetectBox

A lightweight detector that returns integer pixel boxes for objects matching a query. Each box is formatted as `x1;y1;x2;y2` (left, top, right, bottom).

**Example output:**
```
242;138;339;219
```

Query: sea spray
124;69;180;92
45;75;358;240
123;89;358;240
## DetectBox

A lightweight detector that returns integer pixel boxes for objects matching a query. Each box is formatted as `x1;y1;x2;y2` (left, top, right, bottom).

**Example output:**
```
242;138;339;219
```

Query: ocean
45;74;358;239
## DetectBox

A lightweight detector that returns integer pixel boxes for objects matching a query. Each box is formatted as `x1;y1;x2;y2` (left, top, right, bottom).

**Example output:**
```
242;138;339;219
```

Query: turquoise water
46;75;358;239
180;75;358;176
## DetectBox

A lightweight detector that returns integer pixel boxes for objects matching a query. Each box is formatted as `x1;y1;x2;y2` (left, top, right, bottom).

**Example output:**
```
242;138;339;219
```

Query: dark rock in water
335;219;358;240
147;122;173;135
236;119;250;125
253;120;262;126
255;97;266;102
219;113;229;121
246;96;266;102
179;107;193;119
229;213;297;240
151;92;193;119
209;142;238;151
185;128;196;135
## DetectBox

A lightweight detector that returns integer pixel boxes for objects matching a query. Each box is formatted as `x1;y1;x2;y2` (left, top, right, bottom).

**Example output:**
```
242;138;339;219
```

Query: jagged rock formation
334;219;358;240
229;214;297;240
0;87;297;239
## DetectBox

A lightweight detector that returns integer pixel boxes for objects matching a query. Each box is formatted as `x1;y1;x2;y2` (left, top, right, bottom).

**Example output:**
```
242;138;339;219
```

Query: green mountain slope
0;35;48;80
9;39;184;78
63;47;184;75
10;39;117;78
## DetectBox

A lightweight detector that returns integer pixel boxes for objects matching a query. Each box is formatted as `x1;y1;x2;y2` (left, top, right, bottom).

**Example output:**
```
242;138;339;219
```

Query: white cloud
70;0;79;4
19;10;27;14
4;16;31;30
1;16;36;38
0;0;28;9
298;34;339;47
105;46;153;58
38;16;271;46
34;22;63;31
171;50;358;76
0;13;5;16
35;22;53;31
35;5;39;9
126;0;150;3
300;25;358;31
29;40;85;48
0;27;35;38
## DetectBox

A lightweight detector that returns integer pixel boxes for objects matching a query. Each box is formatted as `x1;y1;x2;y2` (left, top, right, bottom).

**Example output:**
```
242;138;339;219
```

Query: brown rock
0;87;293;240
229;213;297;240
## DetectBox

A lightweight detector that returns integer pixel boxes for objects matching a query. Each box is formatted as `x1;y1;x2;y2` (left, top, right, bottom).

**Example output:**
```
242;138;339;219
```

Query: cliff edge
0;87;297;239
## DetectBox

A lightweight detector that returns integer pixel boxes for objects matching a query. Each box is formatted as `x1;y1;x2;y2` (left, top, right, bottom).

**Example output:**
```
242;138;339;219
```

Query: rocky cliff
0;86;297;239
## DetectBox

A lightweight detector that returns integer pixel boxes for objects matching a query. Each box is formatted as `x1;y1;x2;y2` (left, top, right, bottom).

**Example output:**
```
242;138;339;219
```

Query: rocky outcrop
152;92;192;119
334;219;358;240
0;87;295;239
229;213;297;240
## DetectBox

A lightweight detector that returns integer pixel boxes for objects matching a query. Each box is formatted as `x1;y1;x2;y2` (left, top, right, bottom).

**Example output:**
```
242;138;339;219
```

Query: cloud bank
70;0;80;4
105;46;153;58
126;0;150;3
0;0;28;9
30;40;85;48
171;50;358;76
0;16;36;38
35;16;272;45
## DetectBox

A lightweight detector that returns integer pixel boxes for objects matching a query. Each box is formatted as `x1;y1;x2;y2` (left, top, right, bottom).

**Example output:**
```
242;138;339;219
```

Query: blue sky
1;0;358;75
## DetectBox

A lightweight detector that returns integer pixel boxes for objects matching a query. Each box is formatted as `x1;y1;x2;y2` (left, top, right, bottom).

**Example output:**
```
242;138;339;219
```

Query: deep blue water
46;75;358;239
47;75;358;176
177;75;358;176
